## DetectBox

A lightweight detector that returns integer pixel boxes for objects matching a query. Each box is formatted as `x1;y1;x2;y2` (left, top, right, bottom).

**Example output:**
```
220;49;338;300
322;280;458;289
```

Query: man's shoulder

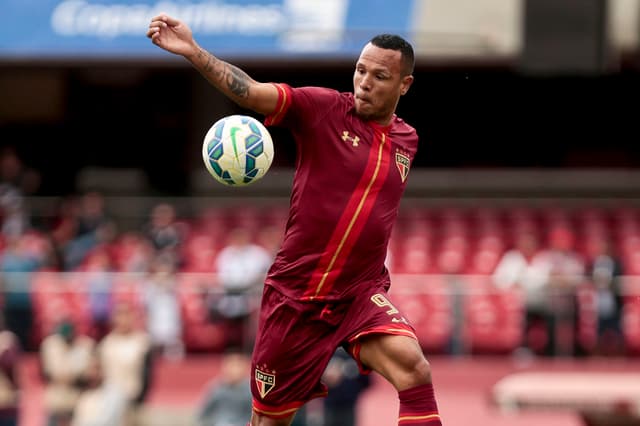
392;116;418;136
292;86;350;104
293;85;341;95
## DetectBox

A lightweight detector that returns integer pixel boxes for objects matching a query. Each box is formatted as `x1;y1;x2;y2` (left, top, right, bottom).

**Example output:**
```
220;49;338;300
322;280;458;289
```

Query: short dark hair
370;34;415;76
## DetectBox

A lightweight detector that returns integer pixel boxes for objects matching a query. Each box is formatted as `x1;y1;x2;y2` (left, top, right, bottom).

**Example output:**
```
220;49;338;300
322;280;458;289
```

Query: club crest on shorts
395;150;410;182
255;368;276;398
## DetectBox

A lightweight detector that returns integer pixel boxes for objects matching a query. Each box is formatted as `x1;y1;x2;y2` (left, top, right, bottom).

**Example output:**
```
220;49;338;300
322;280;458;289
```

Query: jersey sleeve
264;83;340;130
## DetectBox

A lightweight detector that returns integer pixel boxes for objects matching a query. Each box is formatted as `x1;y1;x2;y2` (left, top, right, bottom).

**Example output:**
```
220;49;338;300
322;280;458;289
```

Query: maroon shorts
250;283;417;419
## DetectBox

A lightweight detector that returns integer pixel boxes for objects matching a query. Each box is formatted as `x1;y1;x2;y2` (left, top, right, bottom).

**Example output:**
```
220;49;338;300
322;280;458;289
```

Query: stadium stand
8;202;637;357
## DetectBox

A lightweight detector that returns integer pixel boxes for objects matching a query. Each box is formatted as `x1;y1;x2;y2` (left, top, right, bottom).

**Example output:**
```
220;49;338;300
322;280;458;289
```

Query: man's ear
400;75;414;95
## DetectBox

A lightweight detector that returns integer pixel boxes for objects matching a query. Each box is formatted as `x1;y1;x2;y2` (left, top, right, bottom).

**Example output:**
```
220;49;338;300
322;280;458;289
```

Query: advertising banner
0;0;415;60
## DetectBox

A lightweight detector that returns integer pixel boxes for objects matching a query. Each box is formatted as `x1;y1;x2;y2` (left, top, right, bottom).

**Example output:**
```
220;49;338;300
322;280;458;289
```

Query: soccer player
147;14;442;426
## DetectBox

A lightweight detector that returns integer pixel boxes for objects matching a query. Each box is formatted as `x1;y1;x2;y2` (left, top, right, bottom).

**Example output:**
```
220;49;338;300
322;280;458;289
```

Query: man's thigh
341;289;418;374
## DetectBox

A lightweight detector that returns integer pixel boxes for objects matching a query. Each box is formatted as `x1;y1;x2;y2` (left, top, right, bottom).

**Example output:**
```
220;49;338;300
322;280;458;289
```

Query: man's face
353;43;413;124
112;304;135;333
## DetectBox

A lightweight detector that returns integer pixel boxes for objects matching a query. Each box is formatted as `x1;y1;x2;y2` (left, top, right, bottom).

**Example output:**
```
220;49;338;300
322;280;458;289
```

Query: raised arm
147;13;279;116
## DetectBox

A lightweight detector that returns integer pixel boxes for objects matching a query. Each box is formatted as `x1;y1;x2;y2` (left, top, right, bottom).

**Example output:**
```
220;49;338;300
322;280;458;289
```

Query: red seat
395;248;432;274
181;233;218;273
464;283;524;354
623;301;640;355
110;232;154;272
436;247;466;275
391;276;453;354
177;273;227;352
575;285;598;353
466;249;501;275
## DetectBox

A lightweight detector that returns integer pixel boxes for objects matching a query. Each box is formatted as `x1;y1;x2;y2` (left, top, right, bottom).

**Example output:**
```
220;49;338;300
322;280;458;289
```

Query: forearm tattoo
225;64;250;98
194;48;250;99
195;48;217;74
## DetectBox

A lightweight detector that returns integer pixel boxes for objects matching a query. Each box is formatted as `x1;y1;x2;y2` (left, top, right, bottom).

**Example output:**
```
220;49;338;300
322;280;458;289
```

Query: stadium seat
31;272;68;343
109;232;154;272
466;248;501;275
464;285;524;354
392;234;432;274
392;276;453;354
622;278;640;355
181;233;219;273
177;273;227;352
575;284;598;354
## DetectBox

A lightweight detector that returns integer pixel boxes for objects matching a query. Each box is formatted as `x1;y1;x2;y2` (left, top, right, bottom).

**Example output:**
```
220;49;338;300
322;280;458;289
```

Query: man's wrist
185;42;201;60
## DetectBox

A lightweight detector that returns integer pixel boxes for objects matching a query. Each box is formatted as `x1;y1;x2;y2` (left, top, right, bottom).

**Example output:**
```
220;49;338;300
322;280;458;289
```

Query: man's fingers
146;27;159;38
150;13;167;22
162;15;181;26
150;13;180;26
148;21;167;29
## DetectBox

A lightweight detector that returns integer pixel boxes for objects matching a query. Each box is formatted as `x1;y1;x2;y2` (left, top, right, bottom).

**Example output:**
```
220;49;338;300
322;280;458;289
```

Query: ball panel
209;140;224;160
202;115;274;187
247;142;263;157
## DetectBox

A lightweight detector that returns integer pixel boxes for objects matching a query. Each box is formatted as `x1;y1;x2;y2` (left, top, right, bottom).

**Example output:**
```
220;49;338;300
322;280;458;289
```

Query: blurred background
1;0;640;425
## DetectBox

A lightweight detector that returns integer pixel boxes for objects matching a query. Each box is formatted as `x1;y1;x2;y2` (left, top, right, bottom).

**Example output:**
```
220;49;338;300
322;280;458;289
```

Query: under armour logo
341;131;360;147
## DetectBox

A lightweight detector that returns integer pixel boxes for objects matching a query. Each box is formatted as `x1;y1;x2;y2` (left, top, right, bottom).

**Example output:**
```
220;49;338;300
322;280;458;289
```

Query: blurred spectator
0;146;40;196
144;203;184;261
62;192;117;271
40;319;96;426
209;227;271;350
586;237;624;355
542;227;586;288
533;227;586;356
0;233;48;349
0;146;40;239
71;354;128;426
83;250;115;340
75;191;112;237
493;232;545;302
321;347;370;426
492;232;548;354
0;185;26;241
290;407;308;426
48;197;82;271
98;302;153;426
195;349;252;426
495;228;586;356
112;232;155;273
0;315;20;426
143;253;184;360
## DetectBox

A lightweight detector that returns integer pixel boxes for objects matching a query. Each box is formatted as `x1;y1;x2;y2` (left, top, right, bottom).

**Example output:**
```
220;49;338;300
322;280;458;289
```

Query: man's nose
359;75;372;91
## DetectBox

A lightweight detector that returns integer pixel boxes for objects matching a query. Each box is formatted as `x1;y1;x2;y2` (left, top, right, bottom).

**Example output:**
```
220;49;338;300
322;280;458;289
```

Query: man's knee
396;345;432;386
359;335;432;389
412;355;432;384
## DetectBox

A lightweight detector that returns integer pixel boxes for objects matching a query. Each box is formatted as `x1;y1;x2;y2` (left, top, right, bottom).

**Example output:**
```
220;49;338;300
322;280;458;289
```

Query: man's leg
359;334;442;425
248;411;295;426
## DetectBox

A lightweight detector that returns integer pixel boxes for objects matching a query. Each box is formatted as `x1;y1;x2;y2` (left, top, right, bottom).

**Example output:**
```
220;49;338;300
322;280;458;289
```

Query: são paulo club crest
255;368;276;398
395;149;410;182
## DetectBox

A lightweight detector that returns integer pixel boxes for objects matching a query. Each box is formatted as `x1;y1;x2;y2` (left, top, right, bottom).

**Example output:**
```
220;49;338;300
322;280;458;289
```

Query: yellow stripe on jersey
312;133;387;298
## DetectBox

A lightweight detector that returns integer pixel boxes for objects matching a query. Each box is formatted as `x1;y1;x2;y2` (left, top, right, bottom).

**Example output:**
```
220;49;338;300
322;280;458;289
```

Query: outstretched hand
147;14;197;57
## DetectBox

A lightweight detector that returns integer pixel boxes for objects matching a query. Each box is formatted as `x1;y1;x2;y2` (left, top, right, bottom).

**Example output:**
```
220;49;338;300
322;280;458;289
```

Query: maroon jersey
264;84;418;302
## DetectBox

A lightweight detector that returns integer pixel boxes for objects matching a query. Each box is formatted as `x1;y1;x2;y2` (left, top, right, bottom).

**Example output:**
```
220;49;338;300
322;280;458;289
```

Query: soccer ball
202;115;274;186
